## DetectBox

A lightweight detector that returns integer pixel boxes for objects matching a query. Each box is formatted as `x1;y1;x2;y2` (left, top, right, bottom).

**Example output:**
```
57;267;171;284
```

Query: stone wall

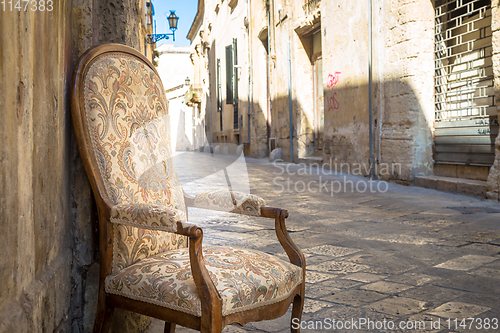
318;0;435;182
373;0;435;182
0;1;149;332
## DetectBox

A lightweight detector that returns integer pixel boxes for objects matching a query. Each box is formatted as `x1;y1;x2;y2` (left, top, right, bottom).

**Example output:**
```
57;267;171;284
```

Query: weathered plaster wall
248;0;271;159
0;1;149;332
320;0;434;181
321;0;371;168
373;0;434;182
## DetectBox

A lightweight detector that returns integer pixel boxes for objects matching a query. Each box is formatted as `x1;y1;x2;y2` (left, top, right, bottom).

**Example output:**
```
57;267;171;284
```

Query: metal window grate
434;0;494;121
434;0;497;166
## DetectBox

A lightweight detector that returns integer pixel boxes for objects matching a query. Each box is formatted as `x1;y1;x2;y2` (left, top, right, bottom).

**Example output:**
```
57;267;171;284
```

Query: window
225;44;234;104
232;38;239;129
216;58;222;112
217;58;223;131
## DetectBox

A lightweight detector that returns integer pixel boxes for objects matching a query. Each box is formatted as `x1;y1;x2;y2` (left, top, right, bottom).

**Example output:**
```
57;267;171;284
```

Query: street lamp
146;11;179;44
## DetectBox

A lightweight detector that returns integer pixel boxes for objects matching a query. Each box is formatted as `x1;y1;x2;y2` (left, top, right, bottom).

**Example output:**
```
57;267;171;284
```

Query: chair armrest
190;190;266;217
110;201;223;323
260;207;306;271
110;203;199;237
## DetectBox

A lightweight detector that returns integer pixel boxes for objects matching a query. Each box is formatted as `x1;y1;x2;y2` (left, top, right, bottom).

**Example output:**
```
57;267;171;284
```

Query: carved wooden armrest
185;189;266;217
260;207;306;271
110;202;222;323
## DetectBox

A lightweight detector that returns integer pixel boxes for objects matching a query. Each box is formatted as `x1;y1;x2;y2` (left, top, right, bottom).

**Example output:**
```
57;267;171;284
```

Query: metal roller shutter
434;0;497;166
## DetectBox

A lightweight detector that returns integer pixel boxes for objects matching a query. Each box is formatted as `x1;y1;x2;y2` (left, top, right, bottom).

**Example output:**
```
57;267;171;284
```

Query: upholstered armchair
71;44;305;333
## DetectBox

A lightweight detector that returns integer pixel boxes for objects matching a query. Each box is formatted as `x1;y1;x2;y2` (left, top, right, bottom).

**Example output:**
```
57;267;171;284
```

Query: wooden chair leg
92;295;114;333
291;293;304;333
164;322;176;333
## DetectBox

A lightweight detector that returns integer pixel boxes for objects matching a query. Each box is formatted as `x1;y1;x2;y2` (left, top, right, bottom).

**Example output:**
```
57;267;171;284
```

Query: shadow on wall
268;79;447;183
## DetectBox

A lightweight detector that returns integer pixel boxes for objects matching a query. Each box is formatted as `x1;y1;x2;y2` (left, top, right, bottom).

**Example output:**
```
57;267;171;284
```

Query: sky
152;0;199;47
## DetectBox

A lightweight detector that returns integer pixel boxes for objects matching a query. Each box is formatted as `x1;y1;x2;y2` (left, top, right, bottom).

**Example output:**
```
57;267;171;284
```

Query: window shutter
225;45;233;104
217;58;222;112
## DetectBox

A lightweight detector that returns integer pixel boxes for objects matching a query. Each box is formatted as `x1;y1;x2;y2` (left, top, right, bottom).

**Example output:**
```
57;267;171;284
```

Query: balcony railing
303;0;320;15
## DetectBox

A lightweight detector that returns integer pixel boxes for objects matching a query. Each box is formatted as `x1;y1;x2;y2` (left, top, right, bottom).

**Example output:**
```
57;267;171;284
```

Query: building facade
189;0;500;199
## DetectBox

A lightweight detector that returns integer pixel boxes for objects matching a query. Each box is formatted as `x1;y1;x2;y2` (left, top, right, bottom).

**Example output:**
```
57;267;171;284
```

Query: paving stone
306;278;363;299
308;261;370;275
453;293;500;309
304;271;337;284
322;290;387;307
428;302;491;319
363;296;428;316
303;255;338;266
360;281;413;294
398;285;465;307
434;255;498;271
385;272;440;286
342;272;388;283
468;267;500;279
303;299;336;314
303;245;362;257
433;275;500;294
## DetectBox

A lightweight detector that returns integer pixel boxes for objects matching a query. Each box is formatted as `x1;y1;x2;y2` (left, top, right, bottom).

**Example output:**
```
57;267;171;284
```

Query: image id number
446;318;498;330
1;1;53;11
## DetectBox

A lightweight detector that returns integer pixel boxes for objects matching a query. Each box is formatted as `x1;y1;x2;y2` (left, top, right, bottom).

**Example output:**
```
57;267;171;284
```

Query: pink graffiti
326;71;341;111
327;92;339;111
327;72;341;88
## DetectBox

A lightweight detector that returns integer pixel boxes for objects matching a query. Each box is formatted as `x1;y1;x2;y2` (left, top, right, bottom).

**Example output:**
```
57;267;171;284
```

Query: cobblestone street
151;152;500;333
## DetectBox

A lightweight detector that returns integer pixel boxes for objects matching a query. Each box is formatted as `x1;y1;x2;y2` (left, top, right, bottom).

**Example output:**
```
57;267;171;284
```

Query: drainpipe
288;41;293;163
368;0;375;179
245;0;252;144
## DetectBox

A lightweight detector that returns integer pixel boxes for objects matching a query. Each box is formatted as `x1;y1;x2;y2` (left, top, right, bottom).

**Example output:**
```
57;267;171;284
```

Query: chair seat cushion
105;245;303;317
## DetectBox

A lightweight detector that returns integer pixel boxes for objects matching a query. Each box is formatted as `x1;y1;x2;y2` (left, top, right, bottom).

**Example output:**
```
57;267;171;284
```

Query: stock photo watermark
272;159;401;195
291;317;499;331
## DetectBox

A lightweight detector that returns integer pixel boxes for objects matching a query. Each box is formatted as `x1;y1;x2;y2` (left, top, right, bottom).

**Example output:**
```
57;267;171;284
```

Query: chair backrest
72;44;187;273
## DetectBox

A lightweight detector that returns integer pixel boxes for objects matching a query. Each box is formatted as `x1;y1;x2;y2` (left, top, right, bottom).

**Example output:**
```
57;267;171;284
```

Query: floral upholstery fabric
111;203;186;233
105;245;303;316
194;190;266;217
113;224;187;272
83;53;187;272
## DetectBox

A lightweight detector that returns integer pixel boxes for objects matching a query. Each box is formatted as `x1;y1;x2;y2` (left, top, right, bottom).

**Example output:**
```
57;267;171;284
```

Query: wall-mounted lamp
146;11;179;43
185;77;191;86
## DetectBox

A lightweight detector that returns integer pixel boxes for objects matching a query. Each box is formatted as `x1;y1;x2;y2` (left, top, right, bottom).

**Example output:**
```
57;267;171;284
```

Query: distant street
151;151;500;333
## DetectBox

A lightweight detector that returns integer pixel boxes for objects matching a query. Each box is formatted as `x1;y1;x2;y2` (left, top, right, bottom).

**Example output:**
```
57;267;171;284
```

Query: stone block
435;178;458;192
414;176;437;189
456;182;487;198
456;165;490;181
434;164;458;178
269;148;283;162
